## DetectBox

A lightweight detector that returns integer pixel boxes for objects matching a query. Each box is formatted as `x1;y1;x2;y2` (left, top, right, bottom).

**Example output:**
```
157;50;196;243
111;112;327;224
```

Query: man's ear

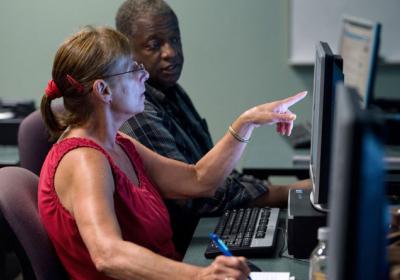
92;79;112;104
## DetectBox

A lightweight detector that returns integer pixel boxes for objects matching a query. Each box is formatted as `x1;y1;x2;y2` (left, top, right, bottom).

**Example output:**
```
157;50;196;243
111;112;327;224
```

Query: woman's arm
126;91;307;199
55;148;249;280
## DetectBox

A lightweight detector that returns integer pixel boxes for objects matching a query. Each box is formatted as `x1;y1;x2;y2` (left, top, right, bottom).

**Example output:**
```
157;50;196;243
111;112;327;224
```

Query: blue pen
209;233;252;280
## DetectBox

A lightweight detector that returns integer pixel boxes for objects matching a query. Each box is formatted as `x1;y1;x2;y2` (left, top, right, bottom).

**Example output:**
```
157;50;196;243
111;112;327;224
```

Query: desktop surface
243;128;309;169
0;145;19;167
246;128;400;171
241;128;310;180
183;211;309;280
282;122;311;149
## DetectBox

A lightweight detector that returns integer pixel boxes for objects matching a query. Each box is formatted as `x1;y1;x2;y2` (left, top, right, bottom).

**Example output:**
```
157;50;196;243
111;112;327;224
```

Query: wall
289;0;400;64
0;0;399;146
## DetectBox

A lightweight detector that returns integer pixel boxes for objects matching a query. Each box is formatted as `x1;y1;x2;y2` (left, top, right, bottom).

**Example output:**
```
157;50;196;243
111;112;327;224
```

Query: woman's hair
41;26;132;140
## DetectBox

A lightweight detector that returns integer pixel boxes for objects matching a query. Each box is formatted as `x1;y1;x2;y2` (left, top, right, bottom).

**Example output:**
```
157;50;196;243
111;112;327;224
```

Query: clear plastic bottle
309;227;329;280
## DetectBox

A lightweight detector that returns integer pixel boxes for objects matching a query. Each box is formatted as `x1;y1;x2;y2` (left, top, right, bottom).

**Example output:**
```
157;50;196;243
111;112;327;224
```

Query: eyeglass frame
101;61;146;79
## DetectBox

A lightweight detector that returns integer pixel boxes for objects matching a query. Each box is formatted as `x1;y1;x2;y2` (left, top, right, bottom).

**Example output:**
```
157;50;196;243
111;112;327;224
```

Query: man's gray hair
115;0;176;38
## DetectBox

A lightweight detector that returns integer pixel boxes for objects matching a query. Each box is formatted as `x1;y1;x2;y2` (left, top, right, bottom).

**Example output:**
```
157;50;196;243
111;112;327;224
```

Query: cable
281;253;310;263
275;226;287;257
277;208;309;263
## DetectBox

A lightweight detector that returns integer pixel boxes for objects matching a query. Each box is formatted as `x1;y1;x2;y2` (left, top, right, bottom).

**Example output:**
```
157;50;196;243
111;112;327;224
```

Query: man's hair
115;0;177;38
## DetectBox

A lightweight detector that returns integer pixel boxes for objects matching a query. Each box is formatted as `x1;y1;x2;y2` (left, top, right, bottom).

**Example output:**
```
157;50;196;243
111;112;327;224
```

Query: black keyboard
204;207;280;258
283;122;311;149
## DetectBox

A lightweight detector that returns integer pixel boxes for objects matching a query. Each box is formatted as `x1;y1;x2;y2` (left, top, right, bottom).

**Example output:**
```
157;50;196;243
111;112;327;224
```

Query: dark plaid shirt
120;83;269;254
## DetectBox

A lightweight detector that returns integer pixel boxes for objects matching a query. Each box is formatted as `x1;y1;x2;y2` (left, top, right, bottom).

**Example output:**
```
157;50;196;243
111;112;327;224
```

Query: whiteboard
289;0;400;65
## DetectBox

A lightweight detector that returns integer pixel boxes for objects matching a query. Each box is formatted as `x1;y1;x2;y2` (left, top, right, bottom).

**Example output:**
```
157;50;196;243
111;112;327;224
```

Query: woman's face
107;57;149;115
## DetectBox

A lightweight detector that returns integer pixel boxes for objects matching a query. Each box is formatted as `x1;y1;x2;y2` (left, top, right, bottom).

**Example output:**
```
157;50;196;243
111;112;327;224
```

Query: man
115;0;309;254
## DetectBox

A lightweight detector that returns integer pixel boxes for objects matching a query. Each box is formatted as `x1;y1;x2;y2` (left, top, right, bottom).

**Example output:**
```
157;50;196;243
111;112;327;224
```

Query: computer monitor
327;83;388;279
309;42;343;212
339;16;381;108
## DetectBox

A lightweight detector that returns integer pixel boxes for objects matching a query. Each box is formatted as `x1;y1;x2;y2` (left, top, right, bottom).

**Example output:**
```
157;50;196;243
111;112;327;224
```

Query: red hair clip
66;74;84;93
44;80;62;100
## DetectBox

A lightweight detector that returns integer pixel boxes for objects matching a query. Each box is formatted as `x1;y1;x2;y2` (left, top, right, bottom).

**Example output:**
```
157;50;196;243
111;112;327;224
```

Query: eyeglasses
102;61;146;79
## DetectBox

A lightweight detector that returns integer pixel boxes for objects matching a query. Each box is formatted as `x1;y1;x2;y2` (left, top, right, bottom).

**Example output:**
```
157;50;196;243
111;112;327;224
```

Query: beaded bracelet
228;125;250;143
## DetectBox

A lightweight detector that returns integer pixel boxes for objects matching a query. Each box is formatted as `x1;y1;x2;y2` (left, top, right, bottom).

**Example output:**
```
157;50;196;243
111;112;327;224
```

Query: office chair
0;166;67;280
18;104;63;175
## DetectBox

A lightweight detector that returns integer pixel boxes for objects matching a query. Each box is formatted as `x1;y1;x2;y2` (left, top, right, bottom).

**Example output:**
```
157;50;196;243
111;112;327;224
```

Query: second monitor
339;16;381;108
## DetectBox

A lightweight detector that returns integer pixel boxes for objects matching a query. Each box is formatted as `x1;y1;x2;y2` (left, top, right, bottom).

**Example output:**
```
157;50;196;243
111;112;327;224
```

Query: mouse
246;260;262;272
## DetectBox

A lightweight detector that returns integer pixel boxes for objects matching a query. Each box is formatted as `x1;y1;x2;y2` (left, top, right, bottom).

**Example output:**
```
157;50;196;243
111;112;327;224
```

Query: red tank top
38;134;179;280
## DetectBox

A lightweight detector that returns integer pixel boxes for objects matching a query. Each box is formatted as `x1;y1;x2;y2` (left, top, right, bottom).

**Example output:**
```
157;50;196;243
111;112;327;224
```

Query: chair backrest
18;104;63;175
0;167;67;280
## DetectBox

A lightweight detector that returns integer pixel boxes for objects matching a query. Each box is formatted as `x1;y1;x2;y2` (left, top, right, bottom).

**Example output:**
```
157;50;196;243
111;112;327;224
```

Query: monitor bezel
309;41;343;212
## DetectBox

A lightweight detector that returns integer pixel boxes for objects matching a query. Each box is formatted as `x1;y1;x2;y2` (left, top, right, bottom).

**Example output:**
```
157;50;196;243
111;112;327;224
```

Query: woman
39;26;306;280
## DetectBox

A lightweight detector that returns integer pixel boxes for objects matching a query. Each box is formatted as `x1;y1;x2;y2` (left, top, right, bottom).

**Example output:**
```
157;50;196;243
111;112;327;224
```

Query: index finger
281;91;307;108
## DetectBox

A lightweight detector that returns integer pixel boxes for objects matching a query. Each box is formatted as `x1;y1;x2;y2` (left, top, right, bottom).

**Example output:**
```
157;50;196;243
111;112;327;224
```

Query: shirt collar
145;82;183;102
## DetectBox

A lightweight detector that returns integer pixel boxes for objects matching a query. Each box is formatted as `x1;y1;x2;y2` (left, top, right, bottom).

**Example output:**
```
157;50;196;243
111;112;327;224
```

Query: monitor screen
309;41;343;212
339;16;381;108
327;83;388;279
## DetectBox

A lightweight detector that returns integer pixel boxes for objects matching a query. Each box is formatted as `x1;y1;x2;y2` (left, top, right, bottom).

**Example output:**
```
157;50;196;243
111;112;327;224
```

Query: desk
241;128;309;179
241;127;400;180
0;146;19;167
183;211;309;280
385;146;400;170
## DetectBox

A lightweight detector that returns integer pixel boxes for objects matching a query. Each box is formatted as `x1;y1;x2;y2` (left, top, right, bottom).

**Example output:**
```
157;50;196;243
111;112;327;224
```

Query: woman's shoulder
57;145;112;182
48;137;110;167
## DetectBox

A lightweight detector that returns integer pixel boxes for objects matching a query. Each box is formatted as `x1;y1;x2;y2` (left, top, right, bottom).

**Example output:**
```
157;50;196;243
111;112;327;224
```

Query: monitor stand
309;191;329;213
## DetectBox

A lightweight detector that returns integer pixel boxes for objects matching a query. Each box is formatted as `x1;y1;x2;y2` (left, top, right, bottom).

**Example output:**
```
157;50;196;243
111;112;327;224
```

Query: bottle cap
317;227;329;241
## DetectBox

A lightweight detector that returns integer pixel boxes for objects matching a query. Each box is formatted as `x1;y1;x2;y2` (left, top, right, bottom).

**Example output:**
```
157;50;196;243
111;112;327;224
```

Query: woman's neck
61;115;123;151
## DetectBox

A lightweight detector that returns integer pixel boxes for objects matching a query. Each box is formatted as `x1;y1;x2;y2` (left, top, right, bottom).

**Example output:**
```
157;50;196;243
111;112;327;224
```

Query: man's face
131;13;184;89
